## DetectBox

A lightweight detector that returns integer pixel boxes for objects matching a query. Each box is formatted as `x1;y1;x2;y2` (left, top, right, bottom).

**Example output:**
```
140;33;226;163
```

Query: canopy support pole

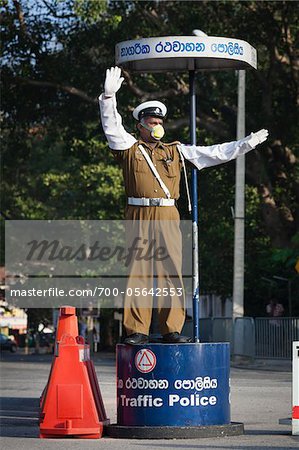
189;70;200;343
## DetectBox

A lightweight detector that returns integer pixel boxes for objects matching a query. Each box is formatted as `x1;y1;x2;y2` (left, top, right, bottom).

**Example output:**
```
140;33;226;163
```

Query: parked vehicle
0;333;18;352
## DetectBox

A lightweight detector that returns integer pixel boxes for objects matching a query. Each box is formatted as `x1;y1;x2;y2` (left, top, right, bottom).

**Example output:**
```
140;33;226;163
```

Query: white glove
104;66;124;98
245;129;269;149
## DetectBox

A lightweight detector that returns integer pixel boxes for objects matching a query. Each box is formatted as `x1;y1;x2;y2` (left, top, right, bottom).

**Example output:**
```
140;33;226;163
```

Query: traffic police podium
107;342;243;438
106;33;257;438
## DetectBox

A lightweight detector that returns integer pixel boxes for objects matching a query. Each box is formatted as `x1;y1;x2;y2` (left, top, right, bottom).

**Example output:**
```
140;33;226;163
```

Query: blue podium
106;343;244;438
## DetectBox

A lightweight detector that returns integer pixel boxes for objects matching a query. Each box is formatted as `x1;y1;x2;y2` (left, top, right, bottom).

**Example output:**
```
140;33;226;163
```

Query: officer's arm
99;67;137;151
99;94;137;150
177;130;268;170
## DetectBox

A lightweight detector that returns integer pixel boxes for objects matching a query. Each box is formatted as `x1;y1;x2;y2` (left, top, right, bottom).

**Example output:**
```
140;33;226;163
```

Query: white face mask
140;121;165;140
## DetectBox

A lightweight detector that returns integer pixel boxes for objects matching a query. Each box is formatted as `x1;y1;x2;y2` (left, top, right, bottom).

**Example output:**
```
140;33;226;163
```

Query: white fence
187;317;299;359
255;317;299;359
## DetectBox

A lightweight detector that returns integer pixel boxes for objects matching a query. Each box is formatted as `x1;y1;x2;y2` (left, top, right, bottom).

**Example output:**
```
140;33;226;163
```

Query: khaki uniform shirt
112;140;182;200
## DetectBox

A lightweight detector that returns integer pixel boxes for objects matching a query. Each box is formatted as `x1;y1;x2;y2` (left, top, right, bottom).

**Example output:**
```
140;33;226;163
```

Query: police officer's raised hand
104;66;124;98
244;129;269;149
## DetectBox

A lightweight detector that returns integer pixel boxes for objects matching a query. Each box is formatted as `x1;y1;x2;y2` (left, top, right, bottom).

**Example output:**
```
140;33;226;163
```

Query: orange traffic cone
40;306;79;407
39;334;109;438
56;306;79;342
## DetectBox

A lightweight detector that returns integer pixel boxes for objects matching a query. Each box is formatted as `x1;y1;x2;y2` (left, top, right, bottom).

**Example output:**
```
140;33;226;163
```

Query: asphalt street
0;351;298;450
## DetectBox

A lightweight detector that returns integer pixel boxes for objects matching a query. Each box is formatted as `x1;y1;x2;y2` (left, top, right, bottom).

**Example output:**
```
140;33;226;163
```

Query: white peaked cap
132;100;167;121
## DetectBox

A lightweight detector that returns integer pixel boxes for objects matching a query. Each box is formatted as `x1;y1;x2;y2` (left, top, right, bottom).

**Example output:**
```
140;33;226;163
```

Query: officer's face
138;116;164;142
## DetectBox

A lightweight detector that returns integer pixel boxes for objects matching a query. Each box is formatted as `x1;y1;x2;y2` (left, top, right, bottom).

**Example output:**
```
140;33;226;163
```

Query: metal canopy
115;36;257;72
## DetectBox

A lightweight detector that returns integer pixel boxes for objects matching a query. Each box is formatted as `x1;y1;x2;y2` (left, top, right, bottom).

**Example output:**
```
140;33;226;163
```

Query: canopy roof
115;36;257;72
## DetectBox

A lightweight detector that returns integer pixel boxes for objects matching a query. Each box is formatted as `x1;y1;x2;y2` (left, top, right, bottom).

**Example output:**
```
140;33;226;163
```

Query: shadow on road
0;397;39;438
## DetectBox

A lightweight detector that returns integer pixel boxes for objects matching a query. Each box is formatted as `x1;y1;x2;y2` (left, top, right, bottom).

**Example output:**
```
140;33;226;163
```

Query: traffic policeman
99;67;268;345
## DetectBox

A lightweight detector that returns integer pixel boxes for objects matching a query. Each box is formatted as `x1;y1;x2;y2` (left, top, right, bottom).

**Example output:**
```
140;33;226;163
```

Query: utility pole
233;70;246;318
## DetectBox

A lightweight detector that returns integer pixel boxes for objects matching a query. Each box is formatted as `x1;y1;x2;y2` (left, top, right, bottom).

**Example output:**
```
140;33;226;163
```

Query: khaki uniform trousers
123;205;185;336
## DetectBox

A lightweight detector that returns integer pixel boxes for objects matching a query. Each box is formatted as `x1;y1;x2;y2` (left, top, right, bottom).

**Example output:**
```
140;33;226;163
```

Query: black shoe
123;333;149;345
162;332;192;343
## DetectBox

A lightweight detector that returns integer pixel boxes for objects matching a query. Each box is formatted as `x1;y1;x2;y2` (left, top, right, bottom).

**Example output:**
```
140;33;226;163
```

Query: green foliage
271;233;299;268
73;0;107;23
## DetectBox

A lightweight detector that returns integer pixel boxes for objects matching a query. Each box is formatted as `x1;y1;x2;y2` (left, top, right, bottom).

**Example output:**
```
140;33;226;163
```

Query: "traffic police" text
120;394;217;407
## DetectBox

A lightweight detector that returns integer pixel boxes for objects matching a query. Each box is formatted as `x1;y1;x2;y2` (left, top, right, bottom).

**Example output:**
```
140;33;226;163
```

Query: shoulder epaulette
163;141;181;146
